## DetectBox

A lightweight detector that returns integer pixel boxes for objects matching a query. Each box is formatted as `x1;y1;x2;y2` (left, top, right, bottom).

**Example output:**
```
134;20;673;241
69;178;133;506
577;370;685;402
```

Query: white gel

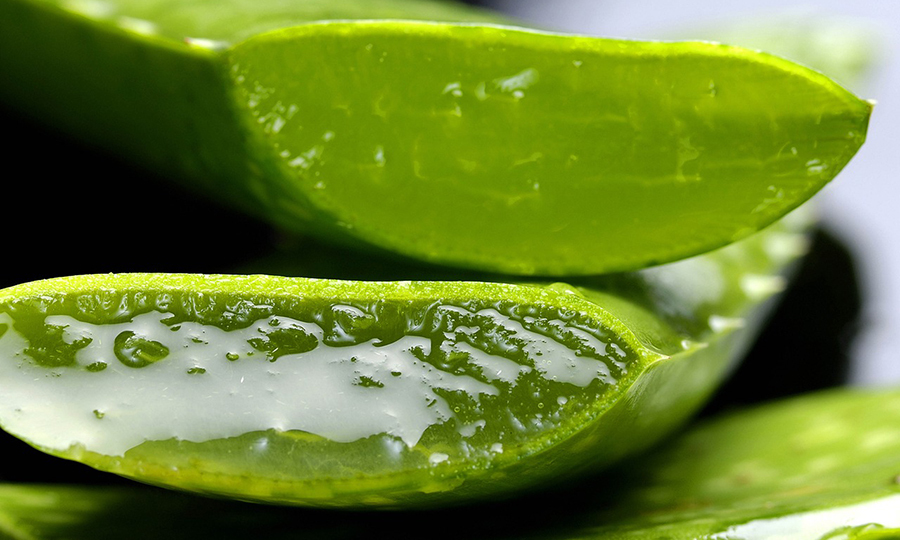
0;312;498;457
437;306;615;387
0;302;619;458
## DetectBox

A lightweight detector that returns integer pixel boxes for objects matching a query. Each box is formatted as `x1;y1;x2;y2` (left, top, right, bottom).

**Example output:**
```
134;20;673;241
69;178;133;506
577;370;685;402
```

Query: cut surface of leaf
0;212;809;507
0;0;871;274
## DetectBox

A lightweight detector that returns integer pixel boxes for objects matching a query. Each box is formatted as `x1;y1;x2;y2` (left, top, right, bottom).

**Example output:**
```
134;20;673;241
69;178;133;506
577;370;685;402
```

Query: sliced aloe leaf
0;0;870;274
0;387;897;539
0;209;810;508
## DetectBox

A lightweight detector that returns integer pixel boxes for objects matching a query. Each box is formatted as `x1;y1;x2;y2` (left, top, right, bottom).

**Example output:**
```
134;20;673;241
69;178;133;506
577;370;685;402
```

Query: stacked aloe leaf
0;0;896;538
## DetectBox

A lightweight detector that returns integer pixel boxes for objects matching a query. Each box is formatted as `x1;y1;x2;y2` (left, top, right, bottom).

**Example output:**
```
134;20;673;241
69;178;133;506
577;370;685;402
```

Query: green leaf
0;210;810;508
566;386;900;539
0;0;870;274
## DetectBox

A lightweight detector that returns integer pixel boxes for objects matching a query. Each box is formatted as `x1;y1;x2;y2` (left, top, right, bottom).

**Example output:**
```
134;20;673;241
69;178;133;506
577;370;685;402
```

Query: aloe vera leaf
0;208;810;508
560;386;900;539
0;0;870;275
0;387;897;539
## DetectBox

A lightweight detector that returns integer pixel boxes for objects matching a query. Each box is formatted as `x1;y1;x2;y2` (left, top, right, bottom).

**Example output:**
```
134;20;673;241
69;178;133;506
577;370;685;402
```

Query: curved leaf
0;0;870;274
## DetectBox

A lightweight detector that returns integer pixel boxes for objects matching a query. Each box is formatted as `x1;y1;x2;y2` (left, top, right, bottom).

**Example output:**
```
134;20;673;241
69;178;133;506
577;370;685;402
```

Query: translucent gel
0;298;628;458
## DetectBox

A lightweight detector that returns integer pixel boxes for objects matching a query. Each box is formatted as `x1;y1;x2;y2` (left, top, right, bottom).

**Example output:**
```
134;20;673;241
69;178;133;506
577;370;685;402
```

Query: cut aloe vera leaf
0;0;870;275
0;211;810;508
0;387;898;539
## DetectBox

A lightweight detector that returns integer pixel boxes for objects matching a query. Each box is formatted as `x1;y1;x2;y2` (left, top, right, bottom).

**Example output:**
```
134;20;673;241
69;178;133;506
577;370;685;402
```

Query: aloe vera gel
0;286;629;461
0;210;808;507
0;282;627;505
0;277;648;506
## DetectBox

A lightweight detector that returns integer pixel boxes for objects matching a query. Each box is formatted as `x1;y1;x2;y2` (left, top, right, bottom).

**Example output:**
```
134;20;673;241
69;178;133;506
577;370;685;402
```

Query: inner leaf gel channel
0;293;633;466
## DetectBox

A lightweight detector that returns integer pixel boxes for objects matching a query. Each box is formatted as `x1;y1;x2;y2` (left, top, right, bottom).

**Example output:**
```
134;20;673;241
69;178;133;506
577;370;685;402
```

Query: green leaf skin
0;0;871;275
0;387;897;539
571;387;900;539
0;211;810;508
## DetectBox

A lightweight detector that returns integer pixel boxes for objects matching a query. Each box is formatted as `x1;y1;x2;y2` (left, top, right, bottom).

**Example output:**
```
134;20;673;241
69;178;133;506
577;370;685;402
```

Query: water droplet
708;315;746;333
62;0;114;19
547;282;584;297
429;452;449;465
740;274;787;300
474;81;488;101
806;158;828;176
86;361;107;372
117;16;157;35
187;367;207;375
183;37;227;51
113;331;169;368
442;81;463;97
494;68;539;94
93;409;105;419
226;352;239;361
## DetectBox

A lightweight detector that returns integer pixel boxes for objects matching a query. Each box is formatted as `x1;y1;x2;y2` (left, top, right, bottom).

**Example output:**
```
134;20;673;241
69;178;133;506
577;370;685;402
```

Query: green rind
0;0;870;275
0;211;808;507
